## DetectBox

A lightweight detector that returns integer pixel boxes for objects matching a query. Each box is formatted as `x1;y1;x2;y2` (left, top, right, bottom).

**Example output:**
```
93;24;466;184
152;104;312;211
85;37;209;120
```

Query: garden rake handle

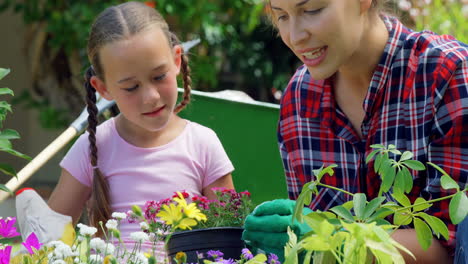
0;97;115;202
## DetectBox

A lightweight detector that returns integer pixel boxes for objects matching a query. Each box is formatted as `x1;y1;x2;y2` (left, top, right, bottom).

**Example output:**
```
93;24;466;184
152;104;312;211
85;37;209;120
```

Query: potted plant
284;144;468;264
129;188;254;263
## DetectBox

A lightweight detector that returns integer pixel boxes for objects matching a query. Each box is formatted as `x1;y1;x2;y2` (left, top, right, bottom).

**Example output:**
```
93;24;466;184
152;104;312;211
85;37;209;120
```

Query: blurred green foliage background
0;0;466;130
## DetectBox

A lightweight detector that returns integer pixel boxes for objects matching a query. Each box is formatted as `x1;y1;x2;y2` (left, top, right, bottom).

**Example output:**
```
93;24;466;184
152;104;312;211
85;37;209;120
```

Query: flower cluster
0;189;254;263
173;248;280;264
138;188;253;231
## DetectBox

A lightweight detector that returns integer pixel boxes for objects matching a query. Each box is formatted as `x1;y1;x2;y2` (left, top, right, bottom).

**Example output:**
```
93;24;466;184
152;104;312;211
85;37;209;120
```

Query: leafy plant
0;68;31;194
396;0;468;43
286;145;467;264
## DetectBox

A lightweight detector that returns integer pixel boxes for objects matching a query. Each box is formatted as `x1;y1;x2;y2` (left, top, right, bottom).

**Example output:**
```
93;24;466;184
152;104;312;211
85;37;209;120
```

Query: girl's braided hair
83;1;192;234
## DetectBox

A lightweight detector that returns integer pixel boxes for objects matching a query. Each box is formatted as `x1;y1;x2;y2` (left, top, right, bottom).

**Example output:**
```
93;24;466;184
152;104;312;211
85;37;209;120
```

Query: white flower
156;229;165;236
54;243;75;259
77;223;97;236
462;5;468;18
89;254;103;263
106;219;119;230
135;252;149;264
139;222;149;230
74;257;80;263
104;243;115;255
90;237;107;252
398;0;412;11
409;8;420;18
130;231;150;243
51;260;67;264
439;20;452;32
47;240;65;248
112;212;127;220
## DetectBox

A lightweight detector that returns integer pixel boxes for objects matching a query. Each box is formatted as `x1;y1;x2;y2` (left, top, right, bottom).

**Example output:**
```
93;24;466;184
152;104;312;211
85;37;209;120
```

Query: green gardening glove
242;199;313;262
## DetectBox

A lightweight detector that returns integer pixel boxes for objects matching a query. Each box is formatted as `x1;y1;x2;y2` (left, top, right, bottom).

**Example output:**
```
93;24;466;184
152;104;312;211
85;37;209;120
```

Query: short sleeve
59;133;93;187
201;129;234;188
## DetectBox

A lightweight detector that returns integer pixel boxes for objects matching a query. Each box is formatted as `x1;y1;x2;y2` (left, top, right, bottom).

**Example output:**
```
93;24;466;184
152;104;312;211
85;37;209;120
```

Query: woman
243;0;468;263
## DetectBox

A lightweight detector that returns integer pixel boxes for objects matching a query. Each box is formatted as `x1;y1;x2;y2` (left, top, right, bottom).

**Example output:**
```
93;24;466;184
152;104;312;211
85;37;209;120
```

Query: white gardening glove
15;188;76;246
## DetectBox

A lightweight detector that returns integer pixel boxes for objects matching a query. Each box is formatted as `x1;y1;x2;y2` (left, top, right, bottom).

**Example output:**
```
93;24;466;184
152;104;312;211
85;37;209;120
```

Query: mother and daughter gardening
1;0;467;263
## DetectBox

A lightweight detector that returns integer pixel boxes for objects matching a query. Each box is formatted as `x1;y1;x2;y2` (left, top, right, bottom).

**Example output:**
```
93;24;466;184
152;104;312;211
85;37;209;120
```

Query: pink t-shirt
60;117;234;245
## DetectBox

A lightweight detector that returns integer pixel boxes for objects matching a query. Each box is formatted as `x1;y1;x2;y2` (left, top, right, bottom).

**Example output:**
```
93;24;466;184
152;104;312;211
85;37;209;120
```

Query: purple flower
220;258;235;264
0;246;11;264
268;253;280;264
241;248;254;260
206;250;224;259
22;232;42;254
0;217;20;238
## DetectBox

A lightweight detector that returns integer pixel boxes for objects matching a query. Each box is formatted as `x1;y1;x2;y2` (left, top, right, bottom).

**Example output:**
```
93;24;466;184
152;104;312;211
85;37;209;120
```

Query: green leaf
414;218;432;251
0;101;12;112
0;68;10;80
393;169;406;195
440;175;460;191
0;138;12;149
365;149;379;164
449;192;468;224
370;144;386;149
402;167;413;194
353;193;367;220
368;208;394;222
0;163;17;177
403;160;425;171
0;88;13;96
374;153;383;173
317;164;338;181
294;183;312;223
329;205;354;222
399;151;413;161
394;209;413;226
381;160;396;193
0;184;13;195
342;200;354;211
417;212;449;240
412;197;432;212
0;129;20;140
391;193;411;207
363;197;386;219
0;148;31;160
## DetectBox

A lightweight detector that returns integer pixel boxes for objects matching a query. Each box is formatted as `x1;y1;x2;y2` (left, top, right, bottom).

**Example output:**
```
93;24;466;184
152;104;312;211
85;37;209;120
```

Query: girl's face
91;27;181;133
270;0;369;80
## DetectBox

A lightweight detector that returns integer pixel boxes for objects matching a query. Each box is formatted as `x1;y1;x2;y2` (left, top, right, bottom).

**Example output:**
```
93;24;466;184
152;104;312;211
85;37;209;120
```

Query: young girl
47;0;234;255
243;0;467;263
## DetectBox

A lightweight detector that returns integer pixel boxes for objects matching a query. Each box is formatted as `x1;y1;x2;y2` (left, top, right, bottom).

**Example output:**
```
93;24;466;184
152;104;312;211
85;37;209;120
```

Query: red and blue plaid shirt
278;16;468;252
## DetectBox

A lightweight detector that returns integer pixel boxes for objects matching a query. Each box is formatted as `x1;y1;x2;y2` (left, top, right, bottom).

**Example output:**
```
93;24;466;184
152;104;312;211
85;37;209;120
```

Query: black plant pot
167;227;245;263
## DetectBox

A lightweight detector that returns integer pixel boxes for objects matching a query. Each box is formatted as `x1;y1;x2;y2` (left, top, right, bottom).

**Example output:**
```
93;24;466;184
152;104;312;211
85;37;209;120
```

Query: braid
84;67;112;235
172;34;192;113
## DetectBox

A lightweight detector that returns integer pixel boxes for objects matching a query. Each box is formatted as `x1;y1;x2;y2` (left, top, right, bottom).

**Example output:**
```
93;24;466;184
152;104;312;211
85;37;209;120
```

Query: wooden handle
0;127;78;202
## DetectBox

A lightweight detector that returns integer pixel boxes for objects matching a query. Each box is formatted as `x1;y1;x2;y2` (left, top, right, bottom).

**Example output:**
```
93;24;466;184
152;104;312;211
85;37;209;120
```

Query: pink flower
22;232;42;254
0;217;20;238
0;245;11;264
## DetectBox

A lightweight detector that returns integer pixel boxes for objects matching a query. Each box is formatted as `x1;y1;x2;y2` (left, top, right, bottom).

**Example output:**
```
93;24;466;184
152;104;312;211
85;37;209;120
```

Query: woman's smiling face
270;0;368;80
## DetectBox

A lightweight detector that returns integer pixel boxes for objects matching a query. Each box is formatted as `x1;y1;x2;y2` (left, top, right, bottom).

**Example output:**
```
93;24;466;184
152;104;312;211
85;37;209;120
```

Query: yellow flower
157;203;183;226
173;191;188;207
183;203;207;222
176;218;198;230
175;251;187;264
